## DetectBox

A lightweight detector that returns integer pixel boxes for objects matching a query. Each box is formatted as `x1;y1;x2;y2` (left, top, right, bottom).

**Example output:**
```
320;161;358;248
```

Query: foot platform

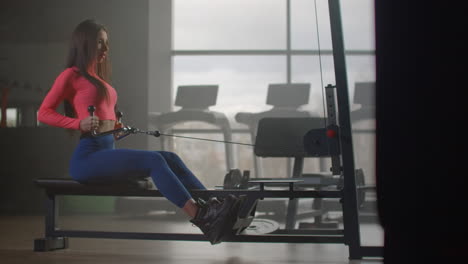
231;195;259;235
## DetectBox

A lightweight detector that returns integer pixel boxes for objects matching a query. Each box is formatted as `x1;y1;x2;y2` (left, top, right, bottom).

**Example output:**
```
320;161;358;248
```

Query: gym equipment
149;85;235;170
33;176;319;251
235;83;312;178
33;116;375;256
222;168;368;209
223;169;250;190
243;219;280;235
351;82;375;122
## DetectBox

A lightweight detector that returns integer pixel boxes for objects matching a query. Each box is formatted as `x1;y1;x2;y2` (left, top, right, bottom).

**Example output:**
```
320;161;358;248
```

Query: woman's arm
37;69;81;130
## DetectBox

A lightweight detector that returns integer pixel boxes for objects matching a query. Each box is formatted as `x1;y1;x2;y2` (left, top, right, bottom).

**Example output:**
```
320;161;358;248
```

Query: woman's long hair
64;19;112;118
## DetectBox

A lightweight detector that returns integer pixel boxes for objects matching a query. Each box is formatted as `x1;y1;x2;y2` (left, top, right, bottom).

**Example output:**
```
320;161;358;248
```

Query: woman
37;19;241;245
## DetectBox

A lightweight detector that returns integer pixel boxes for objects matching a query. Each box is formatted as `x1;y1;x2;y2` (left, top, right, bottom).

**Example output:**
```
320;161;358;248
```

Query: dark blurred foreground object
375;0;467;262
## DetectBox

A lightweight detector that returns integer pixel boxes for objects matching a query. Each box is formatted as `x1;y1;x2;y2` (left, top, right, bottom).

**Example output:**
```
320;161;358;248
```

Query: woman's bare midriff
97;120;116;133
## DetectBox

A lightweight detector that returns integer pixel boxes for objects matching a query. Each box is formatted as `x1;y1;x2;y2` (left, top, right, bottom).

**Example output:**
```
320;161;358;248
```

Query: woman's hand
80;116;100;132
114;122;130;140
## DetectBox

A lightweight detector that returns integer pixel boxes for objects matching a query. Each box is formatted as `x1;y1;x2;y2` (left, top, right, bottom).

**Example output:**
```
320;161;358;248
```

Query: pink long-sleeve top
38;67;117;130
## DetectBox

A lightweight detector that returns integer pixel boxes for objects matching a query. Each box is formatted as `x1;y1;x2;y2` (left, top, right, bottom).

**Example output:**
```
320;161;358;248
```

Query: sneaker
190;195;242;245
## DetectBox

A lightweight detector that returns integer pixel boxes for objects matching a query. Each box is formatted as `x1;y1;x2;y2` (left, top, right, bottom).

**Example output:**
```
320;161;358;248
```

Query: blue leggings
69;135;206;208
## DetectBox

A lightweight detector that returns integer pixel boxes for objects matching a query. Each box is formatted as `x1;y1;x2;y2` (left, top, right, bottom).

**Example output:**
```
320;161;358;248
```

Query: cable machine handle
87;105;98;136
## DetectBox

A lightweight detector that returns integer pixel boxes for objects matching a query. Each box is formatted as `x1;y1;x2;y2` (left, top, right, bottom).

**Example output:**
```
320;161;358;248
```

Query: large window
173;0;286;50
171;0;375;187
173;0;374;119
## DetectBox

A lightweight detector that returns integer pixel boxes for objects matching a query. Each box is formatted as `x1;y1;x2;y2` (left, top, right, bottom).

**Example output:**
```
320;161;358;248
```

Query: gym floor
0;213;383;264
